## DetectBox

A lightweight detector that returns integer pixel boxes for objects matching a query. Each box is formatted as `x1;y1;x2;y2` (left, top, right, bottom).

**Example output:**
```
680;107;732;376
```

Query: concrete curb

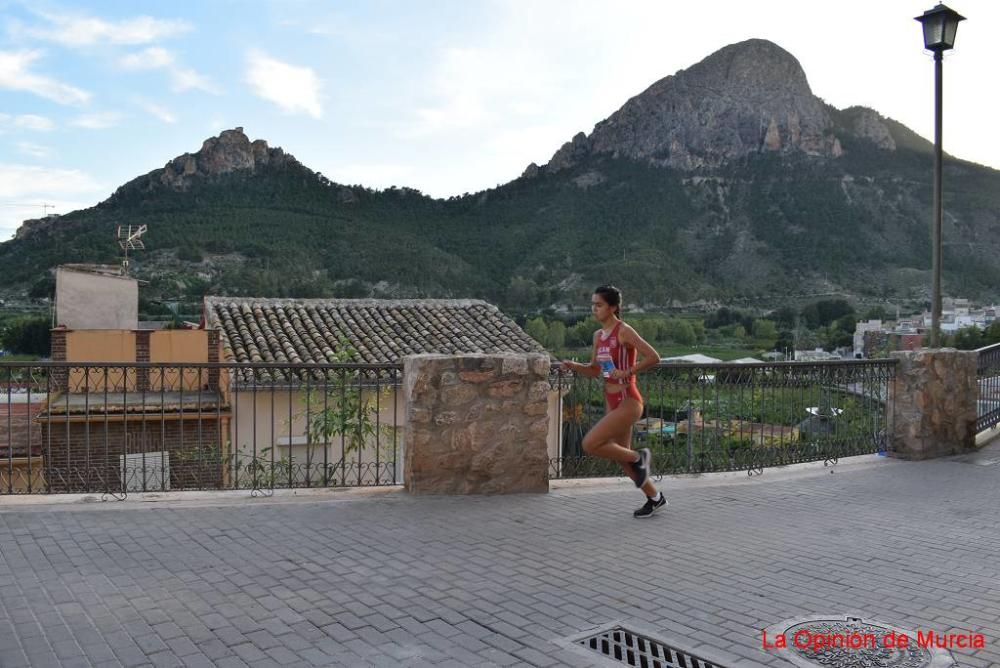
0;452;900;509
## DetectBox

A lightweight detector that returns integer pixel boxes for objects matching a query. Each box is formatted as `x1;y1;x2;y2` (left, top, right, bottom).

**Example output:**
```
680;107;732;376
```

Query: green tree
769;306;797;329
775;330;795;354
689;319;706;343
706;307;748;329
835;314;857;334
632;318;660;343
823;325;853;351
801;299;855;329
525;317;548;345
566;320;594;348
862;305;889;321
177;245;203;263
546;320;566;350
800;303;820;329
983;321;1000;346
28;275;55;300
1;317;51;356
751;319;778;341
243;339;397;488
663;319;696;346
508;276;538;306
951;326;984;350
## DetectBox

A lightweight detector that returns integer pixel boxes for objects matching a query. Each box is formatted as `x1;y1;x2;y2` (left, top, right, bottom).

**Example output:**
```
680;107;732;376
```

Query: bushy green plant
1;316;50;356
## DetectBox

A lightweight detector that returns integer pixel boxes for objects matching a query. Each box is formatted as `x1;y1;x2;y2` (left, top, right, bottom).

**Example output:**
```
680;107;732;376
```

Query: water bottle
597;353;614;379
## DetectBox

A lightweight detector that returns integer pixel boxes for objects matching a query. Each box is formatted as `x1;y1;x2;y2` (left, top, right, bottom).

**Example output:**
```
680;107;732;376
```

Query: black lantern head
916;3;966;52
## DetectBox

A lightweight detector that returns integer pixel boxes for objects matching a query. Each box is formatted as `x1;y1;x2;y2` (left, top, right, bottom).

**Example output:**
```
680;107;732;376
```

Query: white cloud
120;46;174;70
0;113;55;131
120;47;218;93
409;48;495;136
402;37;568;142
70;112;124;129
22;12;191;47
169;66;217;94
136;100;176;124
0;50;90;105
16;142;53;159
323;163;414;189
0;164;102;198
245;50;322;118
0;164;105;240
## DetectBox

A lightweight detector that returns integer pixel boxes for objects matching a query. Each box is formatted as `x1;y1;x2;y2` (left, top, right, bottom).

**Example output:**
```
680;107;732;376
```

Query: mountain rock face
2;39;998;311
155;127;297;191
547;39;872;172
847;107;896;150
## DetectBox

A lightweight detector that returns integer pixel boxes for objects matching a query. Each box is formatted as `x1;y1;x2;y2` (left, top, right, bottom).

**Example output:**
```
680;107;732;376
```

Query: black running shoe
632;448;651;488
633;494;668;518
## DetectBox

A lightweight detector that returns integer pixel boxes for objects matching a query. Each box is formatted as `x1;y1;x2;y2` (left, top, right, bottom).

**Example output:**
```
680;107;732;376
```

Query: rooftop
203;297;547;366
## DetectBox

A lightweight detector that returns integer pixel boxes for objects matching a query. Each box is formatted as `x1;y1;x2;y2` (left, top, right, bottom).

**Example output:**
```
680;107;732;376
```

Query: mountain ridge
4;38;1000;312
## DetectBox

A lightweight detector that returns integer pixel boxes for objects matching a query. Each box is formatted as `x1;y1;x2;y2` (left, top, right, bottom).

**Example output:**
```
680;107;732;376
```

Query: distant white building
730;357;764;364
794;348;841;362
660;353;722;365
918;298;999;333
853;320;883;358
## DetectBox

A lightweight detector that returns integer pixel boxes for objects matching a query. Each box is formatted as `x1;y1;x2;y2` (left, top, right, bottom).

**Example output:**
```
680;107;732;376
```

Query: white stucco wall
229;386;406;485
56;266;138;330
226;384;563;487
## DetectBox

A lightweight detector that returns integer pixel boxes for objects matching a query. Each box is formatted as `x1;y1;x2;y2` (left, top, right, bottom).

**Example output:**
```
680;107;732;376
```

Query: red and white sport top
596;321;636;387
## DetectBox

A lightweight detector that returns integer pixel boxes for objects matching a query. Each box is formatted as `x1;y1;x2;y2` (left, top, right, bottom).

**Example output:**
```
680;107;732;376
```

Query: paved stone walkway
1;447;999;668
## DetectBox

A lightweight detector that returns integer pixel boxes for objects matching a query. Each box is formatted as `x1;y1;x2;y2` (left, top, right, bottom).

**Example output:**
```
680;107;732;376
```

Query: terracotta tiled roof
204;297;547;366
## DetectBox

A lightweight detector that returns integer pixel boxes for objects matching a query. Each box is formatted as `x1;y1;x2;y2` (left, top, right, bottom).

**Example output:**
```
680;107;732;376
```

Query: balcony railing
2;357;900;495
976;342;1000;432
1;362;402;496
550;359;896;478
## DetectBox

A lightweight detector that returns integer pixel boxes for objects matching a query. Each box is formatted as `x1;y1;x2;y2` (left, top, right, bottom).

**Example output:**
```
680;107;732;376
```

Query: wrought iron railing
975;342;1000;432
550;359;896;478
3;357;901;494
1;362;402;496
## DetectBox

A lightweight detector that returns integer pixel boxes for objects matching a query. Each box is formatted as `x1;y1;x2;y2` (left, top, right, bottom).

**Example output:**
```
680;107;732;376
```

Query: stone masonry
890;348;978;459
403;354;551;494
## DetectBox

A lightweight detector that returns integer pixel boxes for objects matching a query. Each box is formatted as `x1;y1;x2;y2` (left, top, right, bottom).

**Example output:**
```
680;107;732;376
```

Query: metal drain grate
576;625;727;668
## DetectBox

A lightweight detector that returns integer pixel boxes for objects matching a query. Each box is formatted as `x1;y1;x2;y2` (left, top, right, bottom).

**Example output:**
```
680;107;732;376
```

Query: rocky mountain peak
546;39;848;173
156;127;298;191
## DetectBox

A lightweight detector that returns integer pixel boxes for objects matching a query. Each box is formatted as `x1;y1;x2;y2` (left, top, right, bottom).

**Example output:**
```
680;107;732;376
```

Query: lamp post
916;3;965;348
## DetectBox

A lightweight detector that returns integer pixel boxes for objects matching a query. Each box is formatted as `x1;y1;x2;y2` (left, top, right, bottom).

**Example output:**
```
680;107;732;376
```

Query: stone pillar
890;349;978;459
403;354;551;494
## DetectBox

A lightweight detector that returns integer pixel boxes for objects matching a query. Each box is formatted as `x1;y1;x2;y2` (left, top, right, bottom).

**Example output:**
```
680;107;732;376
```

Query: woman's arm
612;324;660;379
560;330;601;378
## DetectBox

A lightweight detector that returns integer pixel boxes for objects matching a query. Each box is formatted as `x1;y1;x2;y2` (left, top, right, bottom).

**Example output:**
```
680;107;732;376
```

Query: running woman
561;285;667;518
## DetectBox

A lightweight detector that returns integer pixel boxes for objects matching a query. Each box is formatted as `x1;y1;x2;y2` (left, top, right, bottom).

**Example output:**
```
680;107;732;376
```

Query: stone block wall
891;349;978;459
403;354;551;494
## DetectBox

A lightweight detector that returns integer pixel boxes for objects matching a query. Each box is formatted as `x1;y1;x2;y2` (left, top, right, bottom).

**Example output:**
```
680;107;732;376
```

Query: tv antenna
117;224;147;276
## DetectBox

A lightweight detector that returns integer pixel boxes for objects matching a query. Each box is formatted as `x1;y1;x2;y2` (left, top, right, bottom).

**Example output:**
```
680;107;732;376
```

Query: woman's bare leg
582;400;643;464
611;417;658;497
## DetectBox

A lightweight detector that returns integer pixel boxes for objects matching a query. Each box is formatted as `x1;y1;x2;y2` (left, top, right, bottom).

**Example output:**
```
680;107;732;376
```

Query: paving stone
2;450;1000;668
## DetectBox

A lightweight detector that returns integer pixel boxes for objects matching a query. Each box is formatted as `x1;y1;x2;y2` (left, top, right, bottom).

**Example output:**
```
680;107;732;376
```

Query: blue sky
1;0;997;241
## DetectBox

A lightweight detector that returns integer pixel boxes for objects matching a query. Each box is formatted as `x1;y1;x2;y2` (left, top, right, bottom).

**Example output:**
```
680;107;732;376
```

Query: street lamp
916;3;965;348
